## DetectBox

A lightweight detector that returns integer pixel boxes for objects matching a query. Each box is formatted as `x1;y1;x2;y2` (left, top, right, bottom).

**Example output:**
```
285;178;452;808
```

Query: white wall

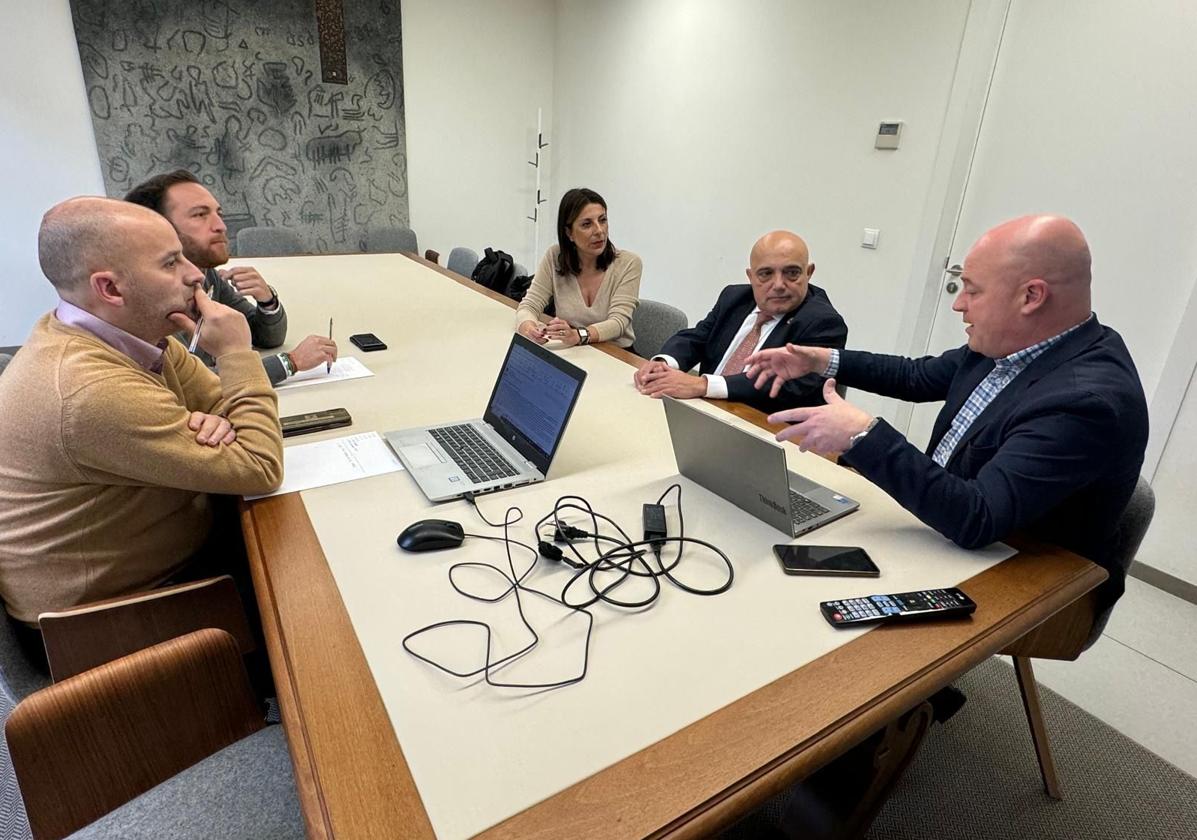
551;0;971;417
0;3;104;346
403;0;556;271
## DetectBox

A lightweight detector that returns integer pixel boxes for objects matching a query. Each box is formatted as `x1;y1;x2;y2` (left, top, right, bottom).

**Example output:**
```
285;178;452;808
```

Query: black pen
327;317;333;374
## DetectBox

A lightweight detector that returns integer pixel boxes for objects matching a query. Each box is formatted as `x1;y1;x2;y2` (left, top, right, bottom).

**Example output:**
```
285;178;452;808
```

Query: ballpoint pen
187;316;205;353
327;317;333;374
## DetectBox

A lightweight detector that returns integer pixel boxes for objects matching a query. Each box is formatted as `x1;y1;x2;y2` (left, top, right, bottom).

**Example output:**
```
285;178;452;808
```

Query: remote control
820;587;976;628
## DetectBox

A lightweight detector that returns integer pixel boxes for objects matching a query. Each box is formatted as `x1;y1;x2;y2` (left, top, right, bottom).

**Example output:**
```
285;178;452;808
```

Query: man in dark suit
746;215;1148;612
633;230;847;414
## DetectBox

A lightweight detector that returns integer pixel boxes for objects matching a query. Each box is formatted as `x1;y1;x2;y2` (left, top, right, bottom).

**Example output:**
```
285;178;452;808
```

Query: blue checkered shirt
824;318;1089;466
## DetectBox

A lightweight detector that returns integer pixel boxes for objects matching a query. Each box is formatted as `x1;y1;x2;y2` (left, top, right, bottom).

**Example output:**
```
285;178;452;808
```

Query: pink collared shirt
54;300;168;374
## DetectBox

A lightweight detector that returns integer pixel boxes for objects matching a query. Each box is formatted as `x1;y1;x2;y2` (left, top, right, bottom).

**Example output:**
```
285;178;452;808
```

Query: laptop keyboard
790;490;830;530
429;424;519;484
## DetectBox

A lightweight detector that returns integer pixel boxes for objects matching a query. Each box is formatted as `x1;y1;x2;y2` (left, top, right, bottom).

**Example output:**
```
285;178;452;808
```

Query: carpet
867;656;1197;839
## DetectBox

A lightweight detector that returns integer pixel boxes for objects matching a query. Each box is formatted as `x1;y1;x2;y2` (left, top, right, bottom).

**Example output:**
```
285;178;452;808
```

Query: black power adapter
642;503;667;549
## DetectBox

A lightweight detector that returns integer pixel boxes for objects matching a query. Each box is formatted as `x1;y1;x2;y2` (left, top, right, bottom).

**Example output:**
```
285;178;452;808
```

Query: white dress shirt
654;308;782;399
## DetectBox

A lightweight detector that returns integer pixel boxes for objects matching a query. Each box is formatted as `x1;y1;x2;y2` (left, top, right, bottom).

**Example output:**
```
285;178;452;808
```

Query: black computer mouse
397;519;465;552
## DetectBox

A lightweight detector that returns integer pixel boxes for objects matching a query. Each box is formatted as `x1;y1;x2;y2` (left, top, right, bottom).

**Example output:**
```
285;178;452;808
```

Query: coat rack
527;107;549;261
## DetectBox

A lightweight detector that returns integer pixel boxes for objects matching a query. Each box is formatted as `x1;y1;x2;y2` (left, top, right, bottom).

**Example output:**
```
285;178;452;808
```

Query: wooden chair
37;575;254;683
1000;477;1156;799
6;629;267;839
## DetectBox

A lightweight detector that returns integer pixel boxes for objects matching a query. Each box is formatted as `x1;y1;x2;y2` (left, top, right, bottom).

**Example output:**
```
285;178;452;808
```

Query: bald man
0;197;283;635
634;230;847;414
747;215;1148;611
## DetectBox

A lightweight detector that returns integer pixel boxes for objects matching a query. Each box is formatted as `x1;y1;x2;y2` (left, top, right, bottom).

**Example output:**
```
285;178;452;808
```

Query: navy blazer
838;316;1148;611
658;283;848;414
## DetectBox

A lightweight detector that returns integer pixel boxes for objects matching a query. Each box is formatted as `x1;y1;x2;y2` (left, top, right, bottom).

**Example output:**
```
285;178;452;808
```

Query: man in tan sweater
0;197;284;632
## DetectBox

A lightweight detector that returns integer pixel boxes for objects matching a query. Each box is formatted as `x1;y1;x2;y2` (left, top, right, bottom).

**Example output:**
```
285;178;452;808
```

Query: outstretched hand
767;379;873;455
745;343;833;398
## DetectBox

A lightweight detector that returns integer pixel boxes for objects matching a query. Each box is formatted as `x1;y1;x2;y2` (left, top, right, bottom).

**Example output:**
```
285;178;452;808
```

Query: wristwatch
277;352;296;378
577;327;590;346
846;417;879;451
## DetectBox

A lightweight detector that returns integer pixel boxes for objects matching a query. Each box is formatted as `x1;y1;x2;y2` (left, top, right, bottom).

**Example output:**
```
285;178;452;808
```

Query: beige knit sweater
515;245;642;348
0;314;284;624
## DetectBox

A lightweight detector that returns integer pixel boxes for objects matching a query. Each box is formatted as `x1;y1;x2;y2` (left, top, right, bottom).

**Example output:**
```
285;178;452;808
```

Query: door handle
944;263;962;294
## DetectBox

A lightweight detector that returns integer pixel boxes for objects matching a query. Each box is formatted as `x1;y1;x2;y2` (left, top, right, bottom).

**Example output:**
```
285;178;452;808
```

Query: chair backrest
235;226;304;257
446;247;480;278
0;354;12;377
6;629;263;840
1086;476;1155;648
367;227;419;254
631;298;688;358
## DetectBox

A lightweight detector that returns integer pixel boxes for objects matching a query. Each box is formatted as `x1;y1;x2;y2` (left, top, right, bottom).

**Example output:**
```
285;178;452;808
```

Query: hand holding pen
168;287;251;357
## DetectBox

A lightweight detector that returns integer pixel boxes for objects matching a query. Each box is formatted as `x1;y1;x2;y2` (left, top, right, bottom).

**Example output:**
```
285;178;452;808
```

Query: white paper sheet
245;431;403;499
273;355;374;389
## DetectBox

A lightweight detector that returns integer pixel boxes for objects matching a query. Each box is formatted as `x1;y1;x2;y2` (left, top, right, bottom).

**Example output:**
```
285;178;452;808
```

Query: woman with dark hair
515;187;641;349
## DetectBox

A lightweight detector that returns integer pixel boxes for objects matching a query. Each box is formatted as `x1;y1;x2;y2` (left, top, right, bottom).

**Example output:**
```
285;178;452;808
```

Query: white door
907;0;1197;451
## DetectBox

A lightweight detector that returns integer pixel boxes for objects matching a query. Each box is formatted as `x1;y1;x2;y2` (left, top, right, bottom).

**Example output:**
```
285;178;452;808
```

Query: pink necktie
722;312;772;375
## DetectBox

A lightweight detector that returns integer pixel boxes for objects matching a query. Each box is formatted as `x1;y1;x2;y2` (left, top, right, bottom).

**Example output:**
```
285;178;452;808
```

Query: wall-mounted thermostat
875;121;903;150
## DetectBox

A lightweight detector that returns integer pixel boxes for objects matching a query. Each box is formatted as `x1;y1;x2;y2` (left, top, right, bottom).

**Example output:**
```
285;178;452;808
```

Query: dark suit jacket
658;284;848;414
838;316;1148;612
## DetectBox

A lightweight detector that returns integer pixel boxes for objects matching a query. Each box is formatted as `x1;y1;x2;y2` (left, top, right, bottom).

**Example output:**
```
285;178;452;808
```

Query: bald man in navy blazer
634;230;847;415
748;215;1148;613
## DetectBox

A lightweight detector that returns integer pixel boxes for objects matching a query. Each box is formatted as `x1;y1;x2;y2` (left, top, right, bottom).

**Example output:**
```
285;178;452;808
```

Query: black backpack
505;272;533;302
471;247;515;293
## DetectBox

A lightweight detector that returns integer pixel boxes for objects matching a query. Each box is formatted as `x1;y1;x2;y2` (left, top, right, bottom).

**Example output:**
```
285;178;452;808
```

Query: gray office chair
236;226;303;257
367;226;419;254
446;247;480;278
631;298;688;359
1005;476;1155;800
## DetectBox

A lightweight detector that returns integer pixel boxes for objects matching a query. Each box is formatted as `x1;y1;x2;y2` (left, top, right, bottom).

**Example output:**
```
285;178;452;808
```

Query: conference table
238;252;1104;839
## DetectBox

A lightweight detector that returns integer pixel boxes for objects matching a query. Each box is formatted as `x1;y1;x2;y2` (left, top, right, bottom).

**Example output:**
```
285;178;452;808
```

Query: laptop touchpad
400;443;444;468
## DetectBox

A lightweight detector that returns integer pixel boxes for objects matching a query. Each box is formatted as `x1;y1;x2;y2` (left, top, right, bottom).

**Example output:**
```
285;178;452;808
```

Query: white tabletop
241;252;1013;840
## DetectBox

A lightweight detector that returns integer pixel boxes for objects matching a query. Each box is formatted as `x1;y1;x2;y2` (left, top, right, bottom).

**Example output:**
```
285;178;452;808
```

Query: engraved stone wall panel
70;0;408;254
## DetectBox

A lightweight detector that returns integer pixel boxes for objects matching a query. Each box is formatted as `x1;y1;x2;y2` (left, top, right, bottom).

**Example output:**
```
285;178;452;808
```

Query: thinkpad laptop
384;334;586;502
663;397;859;536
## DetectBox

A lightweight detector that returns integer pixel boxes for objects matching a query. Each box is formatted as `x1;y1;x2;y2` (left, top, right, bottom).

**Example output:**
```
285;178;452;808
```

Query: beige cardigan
0;315;283;623
515;245;642;348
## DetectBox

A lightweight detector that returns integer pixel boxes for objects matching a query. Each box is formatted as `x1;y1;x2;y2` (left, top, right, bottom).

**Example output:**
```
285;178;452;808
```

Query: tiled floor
1025;575;1197;778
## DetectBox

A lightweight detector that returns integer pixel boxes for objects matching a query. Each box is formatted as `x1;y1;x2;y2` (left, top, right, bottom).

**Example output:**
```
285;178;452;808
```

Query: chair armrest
38;575;254;683
5;628;264;840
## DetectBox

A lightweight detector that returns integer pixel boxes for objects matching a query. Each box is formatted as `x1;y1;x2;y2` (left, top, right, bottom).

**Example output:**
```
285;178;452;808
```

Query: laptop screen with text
483;336;586;474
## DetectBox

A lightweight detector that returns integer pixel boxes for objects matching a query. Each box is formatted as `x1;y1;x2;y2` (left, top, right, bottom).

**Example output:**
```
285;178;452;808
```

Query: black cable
403;485;733;691
402;502;592;690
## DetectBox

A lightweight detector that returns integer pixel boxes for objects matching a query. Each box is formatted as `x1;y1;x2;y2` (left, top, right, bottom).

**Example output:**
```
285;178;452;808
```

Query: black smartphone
773;545;880;577
280;407;352;438
350;333;387;352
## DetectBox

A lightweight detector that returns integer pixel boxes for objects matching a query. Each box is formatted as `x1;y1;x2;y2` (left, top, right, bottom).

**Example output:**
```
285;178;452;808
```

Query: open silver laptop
663;397;859;537
384;335;586;502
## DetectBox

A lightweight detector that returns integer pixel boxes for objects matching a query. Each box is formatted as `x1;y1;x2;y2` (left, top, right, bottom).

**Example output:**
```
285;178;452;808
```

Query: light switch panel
875;121;903;150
